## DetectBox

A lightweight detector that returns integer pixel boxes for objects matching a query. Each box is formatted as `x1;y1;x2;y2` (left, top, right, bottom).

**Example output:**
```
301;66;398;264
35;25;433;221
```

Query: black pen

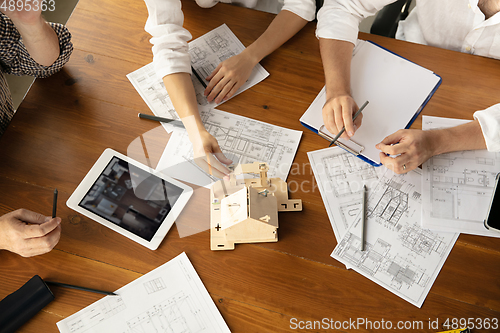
191;66;207;88
329;101;369;147
44;281;118;296
52;189;58;218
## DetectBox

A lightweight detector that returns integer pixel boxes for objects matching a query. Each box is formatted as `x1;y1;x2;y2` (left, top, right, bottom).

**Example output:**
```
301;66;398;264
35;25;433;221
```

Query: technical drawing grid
308;147;385;241
127;24;269;122
421;116;500;237
158;106;302;187
331;168;458;307
57;253;230;333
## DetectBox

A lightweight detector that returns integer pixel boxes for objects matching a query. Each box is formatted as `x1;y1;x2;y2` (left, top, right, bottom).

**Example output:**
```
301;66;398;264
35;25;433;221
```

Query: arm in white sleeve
316;0;395;44
474;104;500;151
144;0;193;79
282;0;317;21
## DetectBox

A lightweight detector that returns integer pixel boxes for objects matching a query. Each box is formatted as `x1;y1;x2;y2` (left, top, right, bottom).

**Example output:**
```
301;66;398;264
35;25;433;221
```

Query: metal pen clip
318;125;364;156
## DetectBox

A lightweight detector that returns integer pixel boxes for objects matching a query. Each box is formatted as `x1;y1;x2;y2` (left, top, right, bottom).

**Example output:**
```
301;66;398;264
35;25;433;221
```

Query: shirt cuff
282;0;316;22
474;104;500;152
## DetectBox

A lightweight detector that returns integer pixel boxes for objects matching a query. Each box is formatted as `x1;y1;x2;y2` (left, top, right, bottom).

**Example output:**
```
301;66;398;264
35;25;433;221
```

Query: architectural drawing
421;116;500;237
308;147;385;241
330;168;458;307
63;297;127;332
126;292;205;333
156;106;302;189
57;253;230;333
144;278;166;294
127;24;269;122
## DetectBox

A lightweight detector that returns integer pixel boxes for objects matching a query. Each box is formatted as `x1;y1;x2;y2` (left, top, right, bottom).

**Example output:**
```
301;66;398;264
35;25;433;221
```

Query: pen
44;281;118;296
361;185;367;251
52;189;58;218
329;101;369;147
191;66;207;88
138;113;184;127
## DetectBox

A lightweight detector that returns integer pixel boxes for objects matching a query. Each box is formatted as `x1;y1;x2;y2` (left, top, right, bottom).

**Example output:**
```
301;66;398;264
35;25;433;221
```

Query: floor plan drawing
308;147;385;241
331;168;458;307
156;106;302;189
144;278;166;294
127;24;269;125
421;116;500;237
126;292;205;333
57;253;230;333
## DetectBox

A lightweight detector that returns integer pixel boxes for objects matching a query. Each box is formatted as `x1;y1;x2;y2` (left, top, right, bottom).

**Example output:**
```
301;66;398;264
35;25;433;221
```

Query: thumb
376;130;403;150
210;144;232;165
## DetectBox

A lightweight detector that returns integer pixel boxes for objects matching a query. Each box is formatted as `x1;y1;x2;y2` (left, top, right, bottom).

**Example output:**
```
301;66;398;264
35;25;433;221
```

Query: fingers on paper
379;152;412;174
205;64;240;104
196;154;231;179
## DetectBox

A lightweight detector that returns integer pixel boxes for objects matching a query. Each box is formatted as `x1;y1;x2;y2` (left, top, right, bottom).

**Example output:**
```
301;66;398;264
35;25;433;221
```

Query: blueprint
308;147;385;241
127;24;269;123
421;116;500;237
56;253;230;333
330;167;458;308
156;106;302;188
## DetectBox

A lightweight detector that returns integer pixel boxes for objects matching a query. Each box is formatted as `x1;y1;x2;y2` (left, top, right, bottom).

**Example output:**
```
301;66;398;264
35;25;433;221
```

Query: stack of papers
308;147;458;307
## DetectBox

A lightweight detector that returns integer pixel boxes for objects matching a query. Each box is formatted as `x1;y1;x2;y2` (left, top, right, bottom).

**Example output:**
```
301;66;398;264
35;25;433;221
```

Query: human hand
0;1;43;27
204;52;256;104
0;208;61;257
322;95;362;140
376;129;436;174
191;130;233;179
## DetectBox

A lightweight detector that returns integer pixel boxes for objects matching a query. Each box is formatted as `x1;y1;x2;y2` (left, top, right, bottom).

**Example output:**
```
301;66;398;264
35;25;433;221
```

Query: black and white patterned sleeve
0;14;73;78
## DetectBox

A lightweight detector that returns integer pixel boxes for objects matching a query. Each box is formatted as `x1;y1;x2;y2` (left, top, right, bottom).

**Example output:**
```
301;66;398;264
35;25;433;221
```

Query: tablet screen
78;156;184;241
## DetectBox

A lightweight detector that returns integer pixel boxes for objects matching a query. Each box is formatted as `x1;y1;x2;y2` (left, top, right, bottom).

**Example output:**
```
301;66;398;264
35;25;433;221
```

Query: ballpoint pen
52;189;58;218
329;101;369;147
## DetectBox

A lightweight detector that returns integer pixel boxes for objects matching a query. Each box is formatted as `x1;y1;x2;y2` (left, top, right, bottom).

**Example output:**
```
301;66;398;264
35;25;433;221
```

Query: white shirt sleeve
474;104;500;152
282;0;317;21
316;0;395;44
144;0;193;79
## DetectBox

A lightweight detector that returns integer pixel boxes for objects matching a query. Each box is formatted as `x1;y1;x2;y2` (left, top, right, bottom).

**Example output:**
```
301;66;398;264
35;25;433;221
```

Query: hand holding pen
328;101;369;147
322;95;366;143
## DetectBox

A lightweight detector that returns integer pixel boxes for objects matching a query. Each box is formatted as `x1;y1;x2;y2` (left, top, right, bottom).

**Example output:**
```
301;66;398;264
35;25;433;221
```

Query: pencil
52;189;58;218
361;185;367;251
191;66;207;88
44;281;117;296
138;113;184;127
329;101;369;147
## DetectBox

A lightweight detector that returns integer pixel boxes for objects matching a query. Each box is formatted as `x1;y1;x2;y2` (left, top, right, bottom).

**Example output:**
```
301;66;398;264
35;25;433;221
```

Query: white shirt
144;0;316;80
316;0;500;152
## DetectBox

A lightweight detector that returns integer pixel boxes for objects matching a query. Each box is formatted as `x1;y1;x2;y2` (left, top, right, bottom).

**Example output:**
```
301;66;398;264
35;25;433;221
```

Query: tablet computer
67;149;193;250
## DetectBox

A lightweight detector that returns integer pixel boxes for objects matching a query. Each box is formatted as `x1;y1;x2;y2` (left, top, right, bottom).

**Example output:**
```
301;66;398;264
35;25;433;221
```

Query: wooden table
1;1;499;332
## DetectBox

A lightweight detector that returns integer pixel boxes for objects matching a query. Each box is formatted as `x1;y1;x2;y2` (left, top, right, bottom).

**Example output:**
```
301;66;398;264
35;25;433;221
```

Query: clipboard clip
318;125;365;156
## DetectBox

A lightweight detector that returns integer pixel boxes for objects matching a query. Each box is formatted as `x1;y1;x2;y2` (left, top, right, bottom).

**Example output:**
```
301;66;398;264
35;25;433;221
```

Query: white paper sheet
156;106;302;188
56;252;230;333
308;146;385;241
329;166;458;308
421;115;500;237
300;40;441;165
127;24;269;123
